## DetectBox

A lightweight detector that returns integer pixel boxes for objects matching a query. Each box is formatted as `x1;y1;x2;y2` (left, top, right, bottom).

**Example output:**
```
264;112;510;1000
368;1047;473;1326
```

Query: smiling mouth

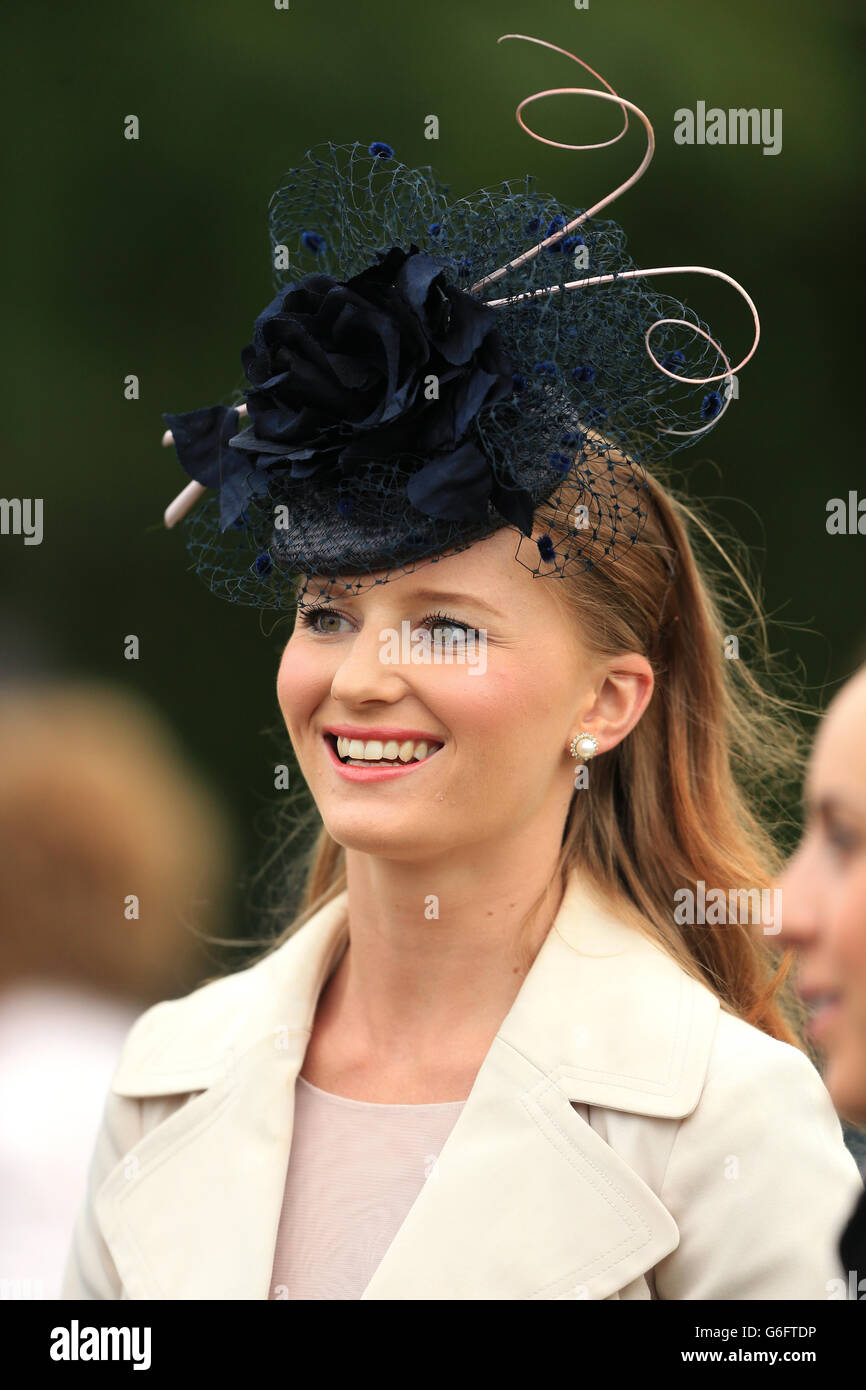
804;991;844;1040
324;733;443;769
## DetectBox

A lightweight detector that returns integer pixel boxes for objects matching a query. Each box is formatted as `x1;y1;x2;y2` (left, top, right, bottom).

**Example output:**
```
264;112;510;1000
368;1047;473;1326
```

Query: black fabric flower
165;245;531;533
163;142;729;607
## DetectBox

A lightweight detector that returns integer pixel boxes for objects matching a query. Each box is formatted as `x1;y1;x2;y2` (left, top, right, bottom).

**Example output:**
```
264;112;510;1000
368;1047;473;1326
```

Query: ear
576;654;654;754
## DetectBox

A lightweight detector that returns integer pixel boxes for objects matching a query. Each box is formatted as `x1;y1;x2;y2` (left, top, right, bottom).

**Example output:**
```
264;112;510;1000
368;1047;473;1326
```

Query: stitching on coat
494;1039;673;1295
104;1084;238;1299
554;973;695;1098
518;1082;657;1296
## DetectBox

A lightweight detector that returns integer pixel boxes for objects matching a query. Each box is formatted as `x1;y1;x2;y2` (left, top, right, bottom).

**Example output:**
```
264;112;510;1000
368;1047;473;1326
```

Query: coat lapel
361;877;718;1299
97;893;351;1300
360;1035;681;1300
98;877;719;1299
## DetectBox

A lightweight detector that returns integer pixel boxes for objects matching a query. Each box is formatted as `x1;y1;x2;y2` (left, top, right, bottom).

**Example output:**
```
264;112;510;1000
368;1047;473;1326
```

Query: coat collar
97;874;719;1299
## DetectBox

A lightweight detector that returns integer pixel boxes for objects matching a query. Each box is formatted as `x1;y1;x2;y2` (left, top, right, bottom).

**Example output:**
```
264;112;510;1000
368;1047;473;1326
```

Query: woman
0;681;232;1297
778;664;866;1290
61;46;862;1299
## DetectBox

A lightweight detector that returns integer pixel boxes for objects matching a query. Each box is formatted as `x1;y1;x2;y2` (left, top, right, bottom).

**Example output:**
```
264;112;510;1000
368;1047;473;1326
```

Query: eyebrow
403;588;507;619
807;793;863;823
302;586;507;620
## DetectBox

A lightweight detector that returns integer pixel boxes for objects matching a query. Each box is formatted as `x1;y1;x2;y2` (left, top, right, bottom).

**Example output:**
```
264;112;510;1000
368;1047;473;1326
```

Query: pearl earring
569;732;599;762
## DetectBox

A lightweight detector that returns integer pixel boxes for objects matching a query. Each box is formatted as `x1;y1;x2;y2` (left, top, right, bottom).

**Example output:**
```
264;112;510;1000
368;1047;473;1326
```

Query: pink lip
323;733;442;782
806;999;843;1041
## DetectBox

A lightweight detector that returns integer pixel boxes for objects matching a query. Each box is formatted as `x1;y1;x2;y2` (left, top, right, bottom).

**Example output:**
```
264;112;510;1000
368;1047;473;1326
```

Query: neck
319;834;565;1077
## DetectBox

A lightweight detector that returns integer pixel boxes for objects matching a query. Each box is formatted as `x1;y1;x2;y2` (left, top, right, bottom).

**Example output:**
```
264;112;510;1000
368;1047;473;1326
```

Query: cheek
276;640;330;734
431;664;583;802
435;664;568;745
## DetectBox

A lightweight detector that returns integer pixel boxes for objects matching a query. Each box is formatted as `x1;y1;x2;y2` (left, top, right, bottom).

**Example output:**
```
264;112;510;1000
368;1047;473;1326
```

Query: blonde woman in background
0;684;233;1298
779;663;866;1286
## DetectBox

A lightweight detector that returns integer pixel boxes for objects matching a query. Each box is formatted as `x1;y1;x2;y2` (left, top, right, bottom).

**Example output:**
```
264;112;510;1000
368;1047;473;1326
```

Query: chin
319;807;453;862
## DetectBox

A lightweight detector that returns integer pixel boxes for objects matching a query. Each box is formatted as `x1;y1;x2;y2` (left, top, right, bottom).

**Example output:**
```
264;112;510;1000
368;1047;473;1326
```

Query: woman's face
779;668;866;1122
277;527;646;867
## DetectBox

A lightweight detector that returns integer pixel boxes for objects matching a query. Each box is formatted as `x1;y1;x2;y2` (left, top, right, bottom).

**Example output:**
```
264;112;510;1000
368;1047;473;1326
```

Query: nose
776;839;822;952
329;620;410;707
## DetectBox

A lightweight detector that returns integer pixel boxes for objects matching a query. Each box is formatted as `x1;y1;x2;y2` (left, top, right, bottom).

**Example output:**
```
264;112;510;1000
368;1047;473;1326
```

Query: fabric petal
435;292;499;366
489;475;536;535
217;465;270;533
406;442;493;521
162;405;242;491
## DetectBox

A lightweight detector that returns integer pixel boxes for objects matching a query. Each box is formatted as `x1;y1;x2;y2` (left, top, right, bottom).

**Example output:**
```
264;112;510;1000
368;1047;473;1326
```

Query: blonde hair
246;447;808;1047
0;683;234;1005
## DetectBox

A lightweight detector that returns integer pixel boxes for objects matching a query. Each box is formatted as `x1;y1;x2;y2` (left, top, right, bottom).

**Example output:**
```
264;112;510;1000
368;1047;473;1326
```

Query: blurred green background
3;0;864;938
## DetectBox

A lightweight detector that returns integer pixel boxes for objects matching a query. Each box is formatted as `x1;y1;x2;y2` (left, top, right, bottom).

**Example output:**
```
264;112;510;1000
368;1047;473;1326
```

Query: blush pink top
269;1074;467;1300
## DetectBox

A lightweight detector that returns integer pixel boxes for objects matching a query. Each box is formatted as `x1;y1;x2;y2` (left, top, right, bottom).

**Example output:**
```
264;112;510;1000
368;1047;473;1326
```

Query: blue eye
422;610;476;641
296;606;479;640
827;826;860;857
297;605;350;634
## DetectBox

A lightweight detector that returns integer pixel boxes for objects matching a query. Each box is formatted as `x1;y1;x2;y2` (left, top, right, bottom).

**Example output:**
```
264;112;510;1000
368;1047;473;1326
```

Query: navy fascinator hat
161;34;759;607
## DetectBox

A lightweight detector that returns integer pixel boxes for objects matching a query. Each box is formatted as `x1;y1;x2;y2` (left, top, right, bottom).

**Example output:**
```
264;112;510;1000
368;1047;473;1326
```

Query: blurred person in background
779;662;866;1289
0;683;234;1298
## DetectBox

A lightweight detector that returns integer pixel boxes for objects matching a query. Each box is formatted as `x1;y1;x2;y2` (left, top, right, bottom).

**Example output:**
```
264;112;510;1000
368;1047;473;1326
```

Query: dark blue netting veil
169;141;735;609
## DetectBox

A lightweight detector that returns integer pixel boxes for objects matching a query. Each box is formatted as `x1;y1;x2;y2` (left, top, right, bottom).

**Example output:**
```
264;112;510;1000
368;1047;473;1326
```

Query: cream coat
61;874;864;1300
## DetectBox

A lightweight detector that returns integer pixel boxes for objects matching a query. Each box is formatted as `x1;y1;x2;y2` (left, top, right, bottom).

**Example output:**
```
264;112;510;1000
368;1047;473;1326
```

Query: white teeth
332;735;441;764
